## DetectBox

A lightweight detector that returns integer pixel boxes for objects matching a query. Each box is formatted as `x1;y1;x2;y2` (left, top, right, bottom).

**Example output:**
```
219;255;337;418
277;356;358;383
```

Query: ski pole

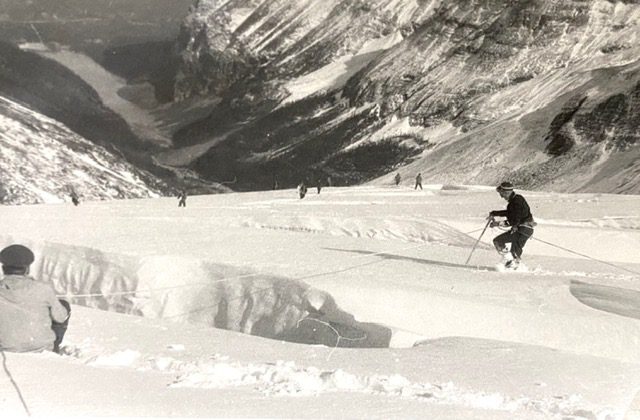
465;217;493;265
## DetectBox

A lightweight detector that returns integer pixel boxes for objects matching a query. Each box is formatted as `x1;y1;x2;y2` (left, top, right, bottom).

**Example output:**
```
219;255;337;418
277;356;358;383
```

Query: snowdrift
10;239;406;348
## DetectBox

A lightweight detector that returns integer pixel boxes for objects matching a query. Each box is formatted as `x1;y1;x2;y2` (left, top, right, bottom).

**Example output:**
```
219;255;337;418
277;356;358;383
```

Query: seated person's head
0;244;34;275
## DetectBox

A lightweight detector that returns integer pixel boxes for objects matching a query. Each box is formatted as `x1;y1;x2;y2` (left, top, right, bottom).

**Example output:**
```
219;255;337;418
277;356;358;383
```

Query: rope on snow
1;351;32;417
494;224;640;277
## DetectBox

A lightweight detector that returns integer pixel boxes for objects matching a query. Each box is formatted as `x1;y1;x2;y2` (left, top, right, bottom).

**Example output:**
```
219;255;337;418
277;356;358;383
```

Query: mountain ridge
171;0;640;193
1;0;639;198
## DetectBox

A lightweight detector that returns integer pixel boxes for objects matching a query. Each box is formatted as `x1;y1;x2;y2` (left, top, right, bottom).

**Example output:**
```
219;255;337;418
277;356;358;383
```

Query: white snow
280;31;404;105
0;185;639;419
356;30;405;56
227;7;254;33
0;95;163;204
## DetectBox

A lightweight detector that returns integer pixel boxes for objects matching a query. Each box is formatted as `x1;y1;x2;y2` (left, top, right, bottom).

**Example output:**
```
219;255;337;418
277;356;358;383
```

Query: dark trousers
493;226;533;259
52;299;70;353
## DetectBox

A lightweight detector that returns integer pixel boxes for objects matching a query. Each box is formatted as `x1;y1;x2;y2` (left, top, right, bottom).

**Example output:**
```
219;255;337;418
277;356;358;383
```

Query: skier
414;173;423;190
297;181;307;199
316;178;322;194
394;173;401;186
0;244;70;353
488;182;535;269
70;190;80;206
177;189;187;207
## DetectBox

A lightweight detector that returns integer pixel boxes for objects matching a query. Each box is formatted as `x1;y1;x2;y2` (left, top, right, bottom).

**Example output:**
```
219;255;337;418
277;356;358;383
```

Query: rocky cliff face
172;0;640;193
174;0;442;99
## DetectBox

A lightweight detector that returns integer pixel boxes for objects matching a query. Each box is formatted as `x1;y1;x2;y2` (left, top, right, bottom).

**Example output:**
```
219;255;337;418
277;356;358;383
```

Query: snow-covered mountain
170;0;640;193
0;41;232;203
1;1;639;200
0;95;166;204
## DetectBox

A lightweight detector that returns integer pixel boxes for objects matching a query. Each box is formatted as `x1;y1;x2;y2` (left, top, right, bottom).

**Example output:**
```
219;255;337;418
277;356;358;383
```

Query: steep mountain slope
171;0;640;193
173;0;431;99
0;0;192;104
347;0;640;192
0;40;233;202
0;94;166;204
0;42;148;154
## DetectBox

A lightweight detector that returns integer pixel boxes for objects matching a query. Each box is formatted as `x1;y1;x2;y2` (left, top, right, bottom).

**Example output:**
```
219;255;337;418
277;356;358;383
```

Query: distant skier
70;190;80;206
414;173;422;190
316;178;322;194
273;174;279;190
488;182;535;269
177;189;187;207
394;173;401;186
297;182;307;199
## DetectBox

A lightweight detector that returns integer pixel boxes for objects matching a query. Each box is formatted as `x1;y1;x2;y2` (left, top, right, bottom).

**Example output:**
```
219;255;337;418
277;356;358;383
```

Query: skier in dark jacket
177;190;187;207
297;182;307;199
489;182;535;268
414;173;423;190
70;190;80;206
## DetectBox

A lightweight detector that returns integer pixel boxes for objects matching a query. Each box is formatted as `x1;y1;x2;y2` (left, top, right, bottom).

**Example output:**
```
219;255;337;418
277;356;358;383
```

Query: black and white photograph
1;1;639;418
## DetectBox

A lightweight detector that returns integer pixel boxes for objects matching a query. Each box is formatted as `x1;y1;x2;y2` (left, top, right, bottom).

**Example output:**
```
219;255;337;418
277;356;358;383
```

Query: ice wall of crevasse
0;95;166;204
5;237;399;348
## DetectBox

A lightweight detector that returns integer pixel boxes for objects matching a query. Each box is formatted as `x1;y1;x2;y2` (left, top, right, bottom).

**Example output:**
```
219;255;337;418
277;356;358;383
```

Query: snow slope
0;95;164;204
0;185;639;418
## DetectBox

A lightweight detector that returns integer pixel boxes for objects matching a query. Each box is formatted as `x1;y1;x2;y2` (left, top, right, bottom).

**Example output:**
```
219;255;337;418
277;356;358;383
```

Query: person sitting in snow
488;182;535;269
0;244;70;353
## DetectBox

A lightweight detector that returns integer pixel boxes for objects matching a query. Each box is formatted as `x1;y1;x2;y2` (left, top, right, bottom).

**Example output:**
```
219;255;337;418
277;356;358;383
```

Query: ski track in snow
58;344;618;419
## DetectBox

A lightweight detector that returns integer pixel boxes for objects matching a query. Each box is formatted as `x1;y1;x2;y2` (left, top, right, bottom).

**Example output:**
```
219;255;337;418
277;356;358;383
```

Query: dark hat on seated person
0;244;35;267
496;182;514;192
